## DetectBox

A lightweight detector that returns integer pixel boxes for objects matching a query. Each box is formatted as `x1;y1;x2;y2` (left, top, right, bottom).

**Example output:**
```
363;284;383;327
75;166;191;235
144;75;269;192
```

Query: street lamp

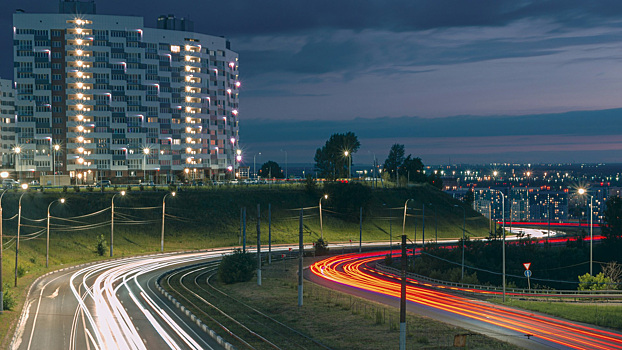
489;189;506;301
143;147;150;182
53;144;60;187
253;152;261;180
14;146;22;183
110;191;126;257
454;204;466;280
15;183;28;286
402;198;414;237
344;151;351;180
46;198;65;268
0;189;8;313
161;192;176;252
280;149;288;179
319;194;328;240
578;188;594;275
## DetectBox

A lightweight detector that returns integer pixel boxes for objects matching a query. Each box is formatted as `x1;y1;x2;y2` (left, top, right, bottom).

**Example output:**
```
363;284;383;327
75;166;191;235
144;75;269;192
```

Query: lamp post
161;192;175;252
489;189;506;301
578;188;593;275
110;191;126;257
46;198;65;268
319;194;328;240
143;147;150;182
53;144;60;187
0;189;8;313
280;149;288;179
14;146;22;183
253;152;261;180
15;183;28;286
344;151;351;181
454;204;466;280
402;198;414;237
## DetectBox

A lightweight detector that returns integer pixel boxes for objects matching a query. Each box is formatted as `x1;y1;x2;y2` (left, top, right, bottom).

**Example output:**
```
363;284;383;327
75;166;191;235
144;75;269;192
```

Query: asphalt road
307;251;622;350
11;250;234;350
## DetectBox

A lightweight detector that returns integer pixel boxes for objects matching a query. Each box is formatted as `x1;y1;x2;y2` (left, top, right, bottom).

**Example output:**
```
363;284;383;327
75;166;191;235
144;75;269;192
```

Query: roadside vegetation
499;299;622;331
0;183;485;347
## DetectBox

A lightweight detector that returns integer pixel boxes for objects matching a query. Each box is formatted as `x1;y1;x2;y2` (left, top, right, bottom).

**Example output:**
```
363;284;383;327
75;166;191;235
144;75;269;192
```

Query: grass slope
0;184;485;347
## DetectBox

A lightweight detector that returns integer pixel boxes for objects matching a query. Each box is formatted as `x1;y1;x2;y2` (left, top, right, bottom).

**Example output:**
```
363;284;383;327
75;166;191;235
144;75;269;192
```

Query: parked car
139;181;155;186
2;179;20;188
29;180;40;186
95;180;111;188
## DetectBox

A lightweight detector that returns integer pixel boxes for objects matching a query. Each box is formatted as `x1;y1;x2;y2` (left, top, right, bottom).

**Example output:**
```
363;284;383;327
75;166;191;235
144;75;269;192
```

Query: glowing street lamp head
21;183;28;190
14;146;21;154
493;171;498;177
143;148;150;155
54;144;60;151
60;198;66;204
344;151;349;157
0;172;8;179
578;188;586;195
171;192;176;197
324;194;328;200
120;190;126;196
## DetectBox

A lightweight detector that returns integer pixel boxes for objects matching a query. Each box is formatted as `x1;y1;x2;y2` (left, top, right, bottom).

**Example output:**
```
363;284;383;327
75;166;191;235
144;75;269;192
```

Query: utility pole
268;203;272;264
257;204;261;286
359;207;362;253
400;234;407;350
243;207;246;253
298;208;304;307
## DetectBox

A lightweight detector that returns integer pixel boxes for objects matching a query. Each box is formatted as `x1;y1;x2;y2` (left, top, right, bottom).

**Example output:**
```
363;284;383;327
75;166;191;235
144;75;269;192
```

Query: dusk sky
2;1;622;165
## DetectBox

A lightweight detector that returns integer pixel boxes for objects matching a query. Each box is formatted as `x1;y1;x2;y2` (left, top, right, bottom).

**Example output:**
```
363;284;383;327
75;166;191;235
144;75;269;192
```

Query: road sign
523;262;531;270
524;270;532;278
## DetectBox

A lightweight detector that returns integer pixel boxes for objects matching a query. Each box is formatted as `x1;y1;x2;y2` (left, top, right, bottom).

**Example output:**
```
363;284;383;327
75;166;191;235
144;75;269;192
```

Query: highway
10;250;234;350
309;251;622;350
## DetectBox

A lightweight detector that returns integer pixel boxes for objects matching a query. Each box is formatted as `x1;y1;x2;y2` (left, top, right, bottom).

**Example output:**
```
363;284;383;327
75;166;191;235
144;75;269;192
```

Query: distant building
10;0;240;183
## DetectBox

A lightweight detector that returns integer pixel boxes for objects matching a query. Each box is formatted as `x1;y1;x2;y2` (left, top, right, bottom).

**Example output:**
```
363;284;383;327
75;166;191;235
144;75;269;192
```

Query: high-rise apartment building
0;79;16;167
11;1;240;183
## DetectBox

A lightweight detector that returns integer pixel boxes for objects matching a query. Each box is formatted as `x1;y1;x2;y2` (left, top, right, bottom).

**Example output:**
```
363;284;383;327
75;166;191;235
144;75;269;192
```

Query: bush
126;185;132;192
17;265;26;278
86;186;94;192
73;185;80;192
139;185;144;191
384;253;393;266
314;238;329;256
2;284;16;311
578;273;614;290
62;186;68;193
218;249;257;284
96;234;107;256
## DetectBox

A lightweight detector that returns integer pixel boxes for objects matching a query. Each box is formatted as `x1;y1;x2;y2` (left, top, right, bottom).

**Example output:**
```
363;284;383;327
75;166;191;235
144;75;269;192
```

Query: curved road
11;250;234;350
309;251;622;350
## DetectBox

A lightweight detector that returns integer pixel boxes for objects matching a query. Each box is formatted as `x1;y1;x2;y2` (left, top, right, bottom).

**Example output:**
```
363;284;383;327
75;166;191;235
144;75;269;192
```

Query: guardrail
376;264;622;299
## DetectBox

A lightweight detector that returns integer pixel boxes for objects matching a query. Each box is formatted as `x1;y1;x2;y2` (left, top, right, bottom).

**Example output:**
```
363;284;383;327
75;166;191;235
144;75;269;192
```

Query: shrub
73;185;80;192
62;186;68;193
139;185;144;191
218;249;257;284
86;186;94;192
126;185;132;192
384;253;393;266
578;272;614;290
2;284;16;311
17;265;26;278
314;238;329;256
96;234;107;256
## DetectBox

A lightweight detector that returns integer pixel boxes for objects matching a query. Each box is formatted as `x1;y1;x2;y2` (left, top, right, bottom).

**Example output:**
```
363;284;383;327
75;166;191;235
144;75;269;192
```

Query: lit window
170;45;180;53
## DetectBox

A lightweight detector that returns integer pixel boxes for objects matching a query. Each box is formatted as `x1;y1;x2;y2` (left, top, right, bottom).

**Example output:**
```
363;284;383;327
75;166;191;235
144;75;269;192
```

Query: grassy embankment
499;299;622;331
0;183;487;347
168;256;521;349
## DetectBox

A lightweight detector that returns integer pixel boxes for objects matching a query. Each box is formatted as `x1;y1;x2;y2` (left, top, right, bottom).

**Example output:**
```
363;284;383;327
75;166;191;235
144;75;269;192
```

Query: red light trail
310;252;622;350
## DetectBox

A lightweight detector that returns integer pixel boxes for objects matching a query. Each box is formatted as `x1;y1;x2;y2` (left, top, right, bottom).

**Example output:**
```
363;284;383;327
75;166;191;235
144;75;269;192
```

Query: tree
601;261;622;289
401;155;425;183
463;190;474;206
427;171;443;190
602;196;622;241
314;132;360;180
259;161;284;179
383;144;405;181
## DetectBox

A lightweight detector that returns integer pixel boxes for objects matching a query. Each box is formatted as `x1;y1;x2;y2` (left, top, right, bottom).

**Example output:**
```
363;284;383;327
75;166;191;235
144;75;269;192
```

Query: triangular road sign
523;262;531;270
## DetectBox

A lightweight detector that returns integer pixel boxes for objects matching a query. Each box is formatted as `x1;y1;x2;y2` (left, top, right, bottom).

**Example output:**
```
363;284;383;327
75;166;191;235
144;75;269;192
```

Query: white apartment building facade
11;6;240;183
0;79;15;167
